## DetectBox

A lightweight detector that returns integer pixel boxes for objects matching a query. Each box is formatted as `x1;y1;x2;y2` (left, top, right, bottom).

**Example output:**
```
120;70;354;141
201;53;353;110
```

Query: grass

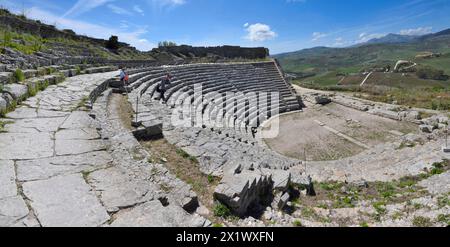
412;216;433;227
359;222;369;227
293;220;303;227
176;148;198;163
140;136;222;222
13;68;25;82
437;194;450;208
305;162;449;211
1;29;46;55
437;214;450;225
0;120;14;132
213;203;231;218
294;68;450;110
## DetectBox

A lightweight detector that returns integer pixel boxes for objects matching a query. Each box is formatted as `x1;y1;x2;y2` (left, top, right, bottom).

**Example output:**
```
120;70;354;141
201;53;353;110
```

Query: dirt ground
264;103;417;161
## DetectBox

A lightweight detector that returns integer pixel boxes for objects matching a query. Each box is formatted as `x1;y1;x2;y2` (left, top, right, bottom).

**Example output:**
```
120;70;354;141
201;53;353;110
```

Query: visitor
124;70;129;85
159;73;172;103
119;67;126;83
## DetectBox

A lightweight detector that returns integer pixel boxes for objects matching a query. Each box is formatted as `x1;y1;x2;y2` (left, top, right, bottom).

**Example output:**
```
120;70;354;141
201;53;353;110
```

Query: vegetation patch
437;214;450;225
13;68;25;82
293;220;303;227
412;216;433;227
0;120;14;132
213;203;231;218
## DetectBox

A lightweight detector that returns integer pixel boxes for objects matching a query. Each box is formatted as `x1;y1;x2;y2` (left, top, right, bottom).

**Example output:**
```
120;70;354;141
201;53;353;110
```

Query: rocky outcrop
214;165;275;217
214;165;312;216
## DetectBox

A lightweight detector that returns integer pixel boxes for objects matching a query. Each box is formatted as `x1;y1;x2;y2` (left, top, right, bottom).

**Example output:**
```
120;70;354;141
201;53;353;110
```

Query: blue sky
1;0;450;54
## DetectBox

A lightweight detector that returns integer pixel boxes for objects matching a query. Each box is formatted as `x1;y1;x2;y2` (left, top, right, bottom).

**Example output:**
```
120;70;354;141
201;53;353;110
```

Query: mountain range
274;28;450;76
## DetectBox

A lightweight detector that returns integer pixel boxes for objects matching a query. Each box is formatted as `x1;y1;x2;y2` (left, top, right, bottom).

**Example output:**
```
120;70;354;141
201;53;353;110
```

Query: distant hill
274;28;450;76
364;33;419;45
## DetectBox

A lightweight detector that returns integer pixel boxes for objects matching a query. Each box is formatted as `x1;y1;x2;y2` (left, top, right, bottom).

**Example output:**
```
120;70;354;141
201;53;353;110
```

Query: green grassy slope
276;30;450;110
274;31;450;76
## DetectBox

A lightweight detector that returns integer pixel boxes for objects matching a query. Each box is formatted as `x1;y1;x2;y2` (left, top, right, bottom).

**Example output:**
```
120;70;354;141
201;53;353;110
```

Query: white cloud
311;32;327;42
244;23;277;42
399;26;432;36
62;0;113;17
332;37;346;47
133;5;144;15
357;32;386;43
107;4;132;15
149;0;186;7
27;7;156;51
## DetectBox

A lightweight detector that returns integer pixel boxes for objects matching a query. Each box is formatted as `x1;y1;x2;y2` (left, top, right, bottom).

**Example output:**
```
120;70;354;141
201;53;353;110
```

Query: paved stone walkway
0;72;116;227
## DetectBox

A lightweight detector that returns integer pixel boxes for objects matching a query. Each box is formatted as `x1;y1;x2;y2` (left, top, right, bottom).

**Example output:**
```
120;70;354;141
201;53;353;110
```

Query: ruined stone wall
154;45;270;59
0;14;130;49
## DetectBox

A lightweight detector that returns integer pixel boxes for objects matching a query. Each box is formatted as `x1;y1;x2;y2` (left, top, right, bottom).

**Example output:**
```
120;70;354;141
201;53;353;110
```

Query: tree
158;41;177;48
106;35;119;50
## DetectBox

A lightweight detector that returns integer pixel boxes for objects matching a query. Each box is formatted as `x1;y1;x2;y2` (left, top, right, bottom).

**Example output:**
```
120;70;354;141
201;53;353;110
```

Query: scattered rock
419;124;434;133
214;167;274;217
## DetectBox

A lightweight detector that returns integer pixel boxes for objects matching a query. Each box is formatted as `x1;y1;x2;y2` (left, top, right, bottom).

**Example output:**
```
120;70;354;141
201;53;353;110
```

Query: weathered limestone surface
0;71;117;227
419;171;450;195
87;89;207;226
110;200;207;227
22;174;109;227
0;196;30;227
16;151;112;182
0;133;54;160
0;160;17;199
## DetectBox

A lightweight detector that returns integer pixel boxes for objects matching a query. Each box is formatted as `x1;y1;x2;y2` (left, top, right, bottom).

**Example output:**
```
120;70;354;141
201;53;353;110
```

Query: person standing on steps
159;73;172;104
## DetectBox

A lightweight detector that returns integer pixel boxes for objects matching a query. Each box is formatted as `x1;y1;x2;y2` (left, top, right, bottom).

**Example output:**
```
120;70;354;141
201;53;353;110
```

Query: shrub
106;35;119;50
213;203;231;218
14;68;25;82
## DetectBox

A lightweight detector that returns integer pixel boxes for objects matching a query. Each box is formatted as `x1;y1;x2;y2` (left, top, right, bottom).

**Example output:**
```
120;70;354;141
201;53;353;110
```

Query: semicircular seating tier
123;61;302;136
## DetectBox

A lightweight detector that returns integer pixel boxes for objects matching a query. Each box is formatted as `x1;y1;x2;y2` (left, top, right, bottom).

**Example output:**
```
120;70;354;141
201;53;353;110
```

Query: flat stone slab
110;200;206;227
17;151;112;182
0;160;17;199
22;174;109;227
5;107;37;119
13;117;66;132
55;128;100;140
60;111;98;129
419;171;450;194
55;139;105;156
88;167;158;213
0;196;29;227
37;109;70;118
0;133;54;160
